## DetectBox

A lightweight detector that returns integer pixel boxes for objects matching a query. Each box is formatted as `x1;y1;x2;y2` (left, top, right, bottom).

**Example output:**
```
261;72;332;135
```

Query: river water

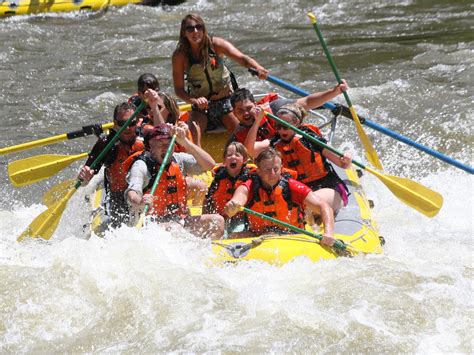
0;0;473;352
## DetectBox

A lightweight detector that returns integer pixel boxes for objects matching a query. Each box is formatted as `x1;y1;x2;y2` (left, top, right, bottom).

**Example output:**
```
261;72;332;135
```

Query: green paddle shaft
307;12;383;170
241;207;347;251
308;15;352;106
141;135;177;219
266;111;367;169
74;101;145;190
17;102;145;241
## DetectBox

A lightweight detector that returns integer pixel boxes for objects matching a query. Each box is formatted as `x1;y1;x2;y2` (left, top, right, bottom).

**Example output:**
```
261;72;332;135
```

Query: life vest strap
167;186;178;194
287;160;300;168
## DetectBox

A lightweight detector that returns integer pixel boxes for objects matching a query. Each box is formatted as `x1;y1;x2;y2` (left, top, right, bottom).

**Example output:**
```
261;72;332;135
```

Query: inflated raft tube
1;0;185;17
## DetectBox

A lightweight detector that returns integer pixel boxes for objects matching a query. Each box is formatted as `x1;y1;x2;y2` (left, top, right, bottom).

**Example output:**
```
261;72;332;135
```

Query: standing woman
172;13;268;142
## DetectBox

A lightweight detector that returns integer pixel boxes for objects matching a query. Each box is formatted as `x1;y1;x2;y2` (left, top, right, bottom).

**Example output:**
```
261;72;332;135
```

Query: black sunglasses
274;123;292;130
116;118;138;127
185;24;204;33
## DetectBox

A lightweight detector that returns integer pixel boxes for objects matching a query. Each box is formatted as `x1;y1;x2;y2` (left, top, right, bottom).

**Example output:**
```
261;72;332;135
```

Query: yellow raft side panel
1;0;141;17
210;204;382;266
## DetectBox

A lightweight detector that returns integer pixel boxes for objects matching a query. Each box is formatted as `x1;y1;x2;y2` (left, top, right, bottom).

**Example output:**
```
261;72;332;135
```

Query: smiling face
224;144;246;177
275;112;298;142
233;99;257;126
182;17;205;47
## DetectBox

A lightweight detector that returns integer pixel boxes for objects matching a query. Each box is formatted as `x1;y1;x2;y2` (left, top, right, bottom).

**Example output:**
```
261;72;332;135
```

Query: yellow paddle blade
135;213;145;229
8;152;88;187
349;107;383;170
42;179;76;207
17;187;78;242
367;167;443;217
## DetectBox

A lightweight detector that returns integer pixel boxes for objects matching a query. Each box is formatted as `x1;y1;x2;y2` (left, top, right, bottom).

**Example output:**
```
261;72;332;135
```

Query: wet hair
230;88;255;108
137;73;160;94
159;91;180;124
255;147;282;167
276;103;307;124
223;141;249;162
176;14;213;66
113;102;137;121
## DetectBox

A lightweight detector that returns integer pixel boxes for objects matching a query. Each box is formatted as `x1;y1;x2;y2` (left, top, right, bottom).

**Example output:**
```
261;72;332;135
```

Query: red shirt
242;177;312;206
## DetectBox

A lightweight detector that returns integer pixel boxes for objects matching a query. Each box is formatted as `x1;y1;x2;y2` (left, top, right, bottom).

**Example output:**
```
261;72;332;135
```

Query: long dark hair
176;13;214;66
159;91;180;124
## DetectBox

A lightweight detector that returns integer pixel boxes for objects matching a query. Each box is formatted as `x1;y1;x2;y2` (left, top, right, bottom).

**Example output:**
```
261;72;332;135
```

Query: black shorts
306;173;349;207
192;96;233;125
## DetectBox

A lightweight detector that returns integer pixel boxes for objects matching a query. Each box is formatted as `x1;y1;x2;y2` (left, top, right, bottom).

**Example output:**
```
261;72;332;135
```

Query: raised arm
296;80;348;110
243;106;270;157
143;89;166;125
172;125;215;171
213;37;268;79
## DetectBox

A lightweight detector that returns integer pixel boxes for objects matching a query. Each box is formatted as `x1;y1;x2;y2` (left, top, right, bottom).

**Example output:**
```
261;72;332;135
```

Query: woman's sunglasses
116;118;138;127
185;24;204;33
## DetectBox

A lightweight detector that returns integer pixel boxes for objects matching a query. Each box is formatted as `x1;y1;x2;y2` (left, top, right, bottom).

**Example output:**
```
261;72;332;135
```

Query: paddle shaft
241;207;347;251
251;70;473;174
265;110;443;217
0;123;114;156
140;135;177;219
74;102;146;189
308;16;351;106
307;12;382;170
265;111;367;169
0;103;191;156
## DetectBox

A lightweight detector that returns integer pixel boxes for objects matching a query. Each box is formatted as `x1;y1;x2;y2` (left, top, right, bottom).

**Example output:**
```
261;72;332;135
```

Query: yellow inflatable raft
209;166;384;265
87;96;384;265
1;0;182;18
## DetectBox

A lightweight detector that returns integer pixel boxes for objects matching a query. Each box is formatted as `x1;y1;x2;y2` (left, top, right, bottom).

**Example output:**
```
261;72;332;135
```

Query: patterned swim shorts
192;96;233;127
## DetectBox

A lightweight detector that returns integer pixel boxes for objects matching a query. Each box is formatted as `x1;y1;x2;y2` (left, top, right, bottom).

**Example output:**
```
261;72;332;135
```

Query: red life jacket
246;175;305;234
204;164;256;217
105;140;144;192
232;93;279;143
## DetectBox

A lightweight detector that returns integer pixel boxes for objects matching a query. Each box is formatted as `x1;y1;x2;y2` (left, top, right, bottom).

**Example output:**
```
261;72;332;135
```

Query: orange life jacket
105;140;144;192
134;153;189;218
204;164;256;217
233;112;277;144
232;93;279;144
273;124;330;185
246;175;304;234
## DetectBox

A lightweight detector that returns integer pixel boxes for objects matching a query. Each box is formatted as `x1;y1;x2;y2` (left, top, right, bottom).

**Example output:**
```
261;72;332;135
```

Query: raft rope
212;234;361;259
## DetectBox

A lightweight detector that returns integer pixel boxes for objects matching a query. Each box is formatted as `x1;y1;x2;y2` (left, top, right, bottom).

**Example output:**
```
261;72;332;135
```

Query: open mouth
229;162;237;169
